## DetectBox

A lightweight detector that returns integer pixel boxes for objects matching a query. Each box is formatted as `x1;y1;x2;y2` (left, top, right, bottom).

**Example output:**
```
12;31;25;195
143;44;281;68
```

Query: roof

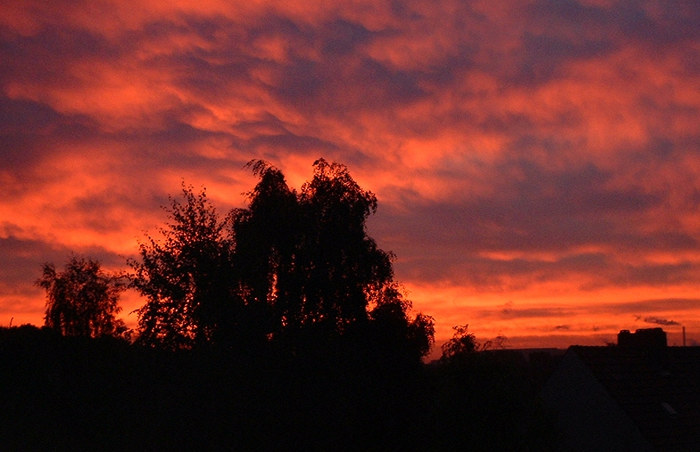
554;345;700;451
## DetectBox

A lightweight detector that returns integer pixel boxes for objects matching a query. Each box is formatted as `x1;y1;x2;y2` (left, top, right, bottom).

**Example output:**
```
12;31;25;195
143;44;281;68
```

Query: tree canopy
234;160;394;334
36;255;126;338
129;159;434;359
129;184;239;349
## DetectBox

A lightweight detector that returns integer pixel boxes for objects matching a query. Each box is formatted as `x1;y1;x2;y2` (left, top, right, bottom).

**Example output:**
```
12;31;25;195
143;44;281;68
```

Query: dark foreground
1;326;557;451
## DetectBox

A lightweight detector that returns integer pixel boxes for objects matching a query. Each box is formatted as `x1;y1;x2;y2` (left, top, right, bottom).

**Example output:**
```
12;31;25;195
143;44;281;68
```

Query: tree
231;160;302;340
440;324;479;361
366;291;435;363
130;159;434;358
129;184;239;349
235;159;396;334
234;159;434;357
297;159;392;330
36;255;126;338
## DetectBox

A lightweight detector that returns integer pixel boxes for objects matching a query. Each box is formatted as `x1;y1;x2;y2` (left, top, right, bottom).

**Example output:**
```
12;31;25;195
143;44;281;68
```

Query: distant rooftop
542;329;700;451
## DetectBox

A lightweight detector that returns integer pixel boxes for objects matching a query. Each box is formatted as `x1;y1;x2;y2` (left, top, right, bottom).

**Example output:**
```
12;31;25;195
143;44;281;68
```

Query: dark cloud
383;226;675;290
0;235;125;297
495;304;576;320
0;98;99;178
373;152;697;289
0;97;64;133
604;261;699;288
0;236;58;291
643;316;680;326
231;131;340;156
606;298;700;314
320;19;373;56
474;298;700;323
273;53;426;115
526;0;699;48
0;1;697;345
517;33;613;84
0;26;90;85
526;0;612;27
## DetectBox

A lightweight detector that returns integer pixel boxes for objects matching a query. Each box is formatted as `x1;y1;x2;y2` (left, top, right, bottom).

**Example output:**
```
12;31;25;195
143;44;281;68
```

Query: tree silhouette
366;292;435;362
129;184;239;349
297;159;391;330
234;159;434;356
130;160;434;358
231;160;301;341
36;255;126;338
441;324;479;361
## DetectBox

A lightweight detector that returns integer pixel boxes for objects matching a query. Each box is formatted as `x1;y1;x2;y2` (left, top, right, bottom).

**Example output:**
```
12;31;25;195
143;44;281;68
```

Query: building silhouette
541;328;700;451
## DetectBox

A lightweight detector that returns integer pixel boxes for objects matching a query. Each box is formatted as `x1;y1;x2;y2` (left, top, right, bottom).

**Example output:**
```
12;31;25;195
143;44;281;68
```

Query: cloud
0;0;698;348
607;298;700;314
643;316;680;326
469;298;700;326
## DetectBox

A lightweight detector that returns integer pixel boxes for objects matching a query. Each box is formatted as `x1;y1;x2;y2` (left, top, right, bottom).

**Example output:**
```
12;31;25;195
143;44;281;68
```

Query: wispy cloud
1;0;698;346
642;316;680;326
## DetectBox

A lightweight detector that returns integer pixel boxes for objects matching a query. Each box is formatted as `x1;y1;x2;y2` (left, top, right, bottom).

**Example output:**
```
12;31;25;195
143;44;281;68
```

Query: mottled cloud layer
1;0;698;348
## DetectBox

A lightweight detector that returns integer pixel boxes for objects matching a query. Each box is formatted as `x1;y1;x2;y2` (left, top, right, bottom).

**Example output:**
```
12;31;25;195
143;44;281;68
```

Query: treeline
3;159;558;449
37;159;433;363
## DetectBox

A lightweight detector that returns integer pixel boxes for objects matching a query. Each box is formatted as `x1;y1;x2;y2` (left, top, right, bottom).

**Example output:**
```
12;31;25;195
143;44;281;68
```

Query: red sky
1;0;698;352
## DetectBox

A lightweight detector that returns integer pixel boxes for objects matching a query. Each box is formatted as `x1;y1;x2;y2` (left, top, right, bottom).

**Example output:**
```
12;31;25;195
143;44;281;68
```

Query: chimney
683;326;686;347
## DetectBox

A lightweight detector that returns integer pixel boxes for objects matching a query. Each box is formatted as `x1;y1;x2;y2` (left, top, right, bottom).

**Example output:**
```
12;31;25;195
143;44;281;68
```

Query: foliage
441;324;508;361
297;158;388;329
441;324;479;360
232;159;434;356
234;159;387;332
36;255;126;338
129;159;434;358
129;184;239;349
408;312;436;358
231;161;301;339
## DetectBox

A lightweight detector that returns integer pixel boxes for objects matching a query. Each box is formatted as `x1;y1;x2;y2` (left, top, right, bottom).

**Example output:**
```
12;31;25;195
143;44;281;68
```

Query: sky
1;0;699;352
